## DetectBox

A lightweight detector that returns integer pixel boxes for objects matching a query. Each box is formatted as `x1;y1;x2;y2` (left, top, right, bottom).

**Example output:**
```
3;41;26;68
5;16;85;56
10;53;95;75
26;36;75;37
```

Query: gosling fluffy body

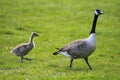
11;32;39;62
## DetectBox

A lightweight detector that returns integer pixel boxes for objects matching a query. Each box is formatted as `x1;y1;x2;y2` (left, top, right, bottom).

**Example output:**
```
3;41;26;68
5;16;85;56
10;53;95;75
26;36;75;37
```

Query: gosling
11;32;39;62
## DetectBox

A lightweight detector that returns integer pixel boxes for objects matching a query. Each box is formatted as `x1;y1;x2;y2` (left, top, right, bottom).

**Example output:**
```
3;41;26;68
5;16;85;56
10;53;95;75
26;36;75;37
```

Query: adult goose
53;9;103;70
11;32;39;62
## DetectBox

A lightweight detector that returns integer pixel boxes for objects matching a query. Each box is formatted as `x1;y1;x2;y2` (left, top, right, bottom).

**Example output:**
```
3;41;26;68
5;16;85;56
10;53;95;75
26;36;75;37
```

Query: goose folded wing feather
59;40;86;52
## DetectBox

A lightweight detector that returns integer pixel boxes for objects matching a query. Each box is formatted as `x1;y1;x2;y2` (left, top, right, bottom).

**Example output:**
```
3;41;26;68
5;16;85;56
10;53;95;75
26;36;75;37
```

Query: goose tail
53;47;61;55
53;51;59;55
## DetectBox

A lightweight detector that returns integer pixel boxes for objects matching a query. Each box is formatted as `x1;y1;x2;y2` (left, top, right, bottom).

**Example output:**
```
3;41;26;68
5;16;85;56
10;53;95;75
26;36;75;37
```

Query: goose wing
53;39;87;55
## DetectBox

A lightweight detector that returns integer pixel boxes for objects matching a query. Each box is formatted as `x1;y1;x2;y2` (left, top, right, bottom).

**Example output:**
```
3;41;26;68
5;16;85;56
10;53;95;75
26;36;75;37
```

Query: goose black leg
69;58;73;68
84;58;92;70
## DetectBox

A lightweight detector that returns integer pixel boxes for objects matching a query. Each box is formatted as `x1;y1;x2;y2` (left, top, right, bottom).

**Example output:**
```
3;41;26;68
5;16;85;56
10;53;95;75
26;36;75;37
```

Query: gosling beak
36;34;39;36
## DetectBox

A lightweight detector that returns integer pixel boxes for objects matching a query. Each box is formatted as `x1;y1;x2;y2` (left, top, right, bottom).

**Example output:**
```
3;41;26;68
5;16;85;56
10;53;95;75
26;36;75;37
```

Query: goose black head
32;32;39;37
95;9;103;16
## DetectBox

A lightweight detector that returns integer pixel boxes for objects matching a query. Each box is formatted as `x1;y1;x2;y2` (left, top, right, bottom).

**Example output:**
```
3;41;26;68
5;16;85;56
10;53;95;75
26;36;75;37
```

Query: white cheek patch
95;11;98;15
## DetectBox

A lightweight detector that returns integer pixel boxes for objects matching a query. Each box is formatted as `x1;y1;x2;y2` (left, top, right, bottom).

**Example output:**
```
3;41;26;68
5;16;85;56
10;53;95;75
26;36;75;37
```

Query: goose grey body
53;9;103;70
11;32;39;62
58;34;96;59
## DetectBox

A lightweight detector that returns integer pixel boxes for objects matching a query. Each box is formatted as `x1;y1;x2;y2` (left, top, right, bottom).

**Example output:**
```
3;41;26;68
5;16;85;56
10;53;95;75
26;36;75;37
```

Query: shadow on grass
48;63;92;72
65;67;93;72
48;64;58;68
15;27;26;31
0;31;14;35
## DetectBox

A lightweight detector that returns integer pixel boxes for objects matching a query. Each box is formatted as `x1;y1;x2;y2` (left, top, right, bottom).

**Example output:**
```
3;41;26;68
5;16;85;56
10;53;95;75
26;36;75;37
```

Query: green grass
0;0;120;80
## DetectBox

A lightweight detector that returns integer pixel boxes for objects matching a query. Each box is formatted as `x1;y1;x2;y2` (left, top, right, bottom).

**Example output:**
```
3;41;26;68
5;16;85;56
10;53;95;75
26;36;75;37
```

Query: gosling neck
29;34;34;44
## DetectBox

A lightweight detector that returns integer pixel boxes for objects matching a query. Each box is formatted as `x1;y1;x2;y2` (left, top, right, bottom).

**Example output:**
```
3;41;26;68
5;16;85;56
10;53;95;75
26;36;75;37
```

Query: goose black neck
90;14;98;34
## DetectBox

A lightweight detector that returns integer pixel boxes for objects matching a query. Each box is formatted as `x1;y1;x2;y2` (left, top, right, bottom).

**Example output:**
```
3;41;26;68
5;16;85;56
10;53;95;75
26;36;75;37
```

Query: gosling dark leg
23;58;32;61
84;58;92;70
20;56;23;62
69;58;73;68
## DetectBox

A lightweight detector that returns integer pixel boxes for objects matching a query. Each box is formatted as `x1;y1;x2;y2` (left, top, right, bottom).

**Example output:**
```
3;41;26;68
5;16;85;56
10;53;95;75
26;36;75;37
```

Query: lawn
0;0;120;80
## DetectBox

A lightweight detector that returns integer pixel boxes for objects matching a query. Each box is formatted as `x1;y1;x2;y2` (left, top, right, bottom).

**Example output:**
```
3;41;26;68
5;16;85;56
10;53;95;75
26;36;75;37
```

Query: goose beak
100;11;104;14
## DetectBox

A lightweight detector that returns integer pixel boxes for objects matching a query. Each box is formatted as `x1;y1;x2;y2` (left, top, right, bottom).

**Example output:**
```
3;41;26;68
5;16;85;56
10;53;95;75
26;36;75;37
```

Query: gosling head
95;9;104;16
32;32;39;37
